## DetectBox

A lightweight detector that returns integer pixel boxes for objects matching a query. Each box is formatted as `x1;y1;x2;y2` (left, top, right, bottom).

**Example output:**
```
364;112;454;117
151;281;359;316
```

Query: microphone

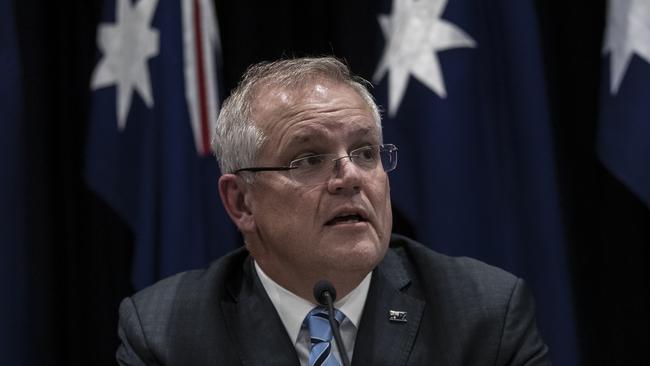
313;280;351;366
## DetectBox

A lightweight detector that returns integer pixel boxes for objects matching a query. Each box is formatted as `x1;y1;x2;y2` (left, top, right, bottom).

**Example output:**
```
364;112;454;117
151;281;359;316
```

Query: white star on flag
374;0;476;117
91;0;160;129
603;0;650;95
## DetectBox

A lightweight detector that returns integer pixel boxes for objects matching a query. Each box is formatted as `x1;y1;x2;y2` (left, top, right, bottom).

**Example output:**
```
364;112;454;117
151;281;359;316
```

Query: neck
255;259;369;302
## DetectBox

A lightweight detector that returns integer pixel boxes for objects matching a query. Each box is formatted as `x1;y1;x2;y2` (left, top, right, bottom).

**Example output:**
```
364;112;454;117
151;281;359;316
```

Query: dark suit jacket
116;234;550;365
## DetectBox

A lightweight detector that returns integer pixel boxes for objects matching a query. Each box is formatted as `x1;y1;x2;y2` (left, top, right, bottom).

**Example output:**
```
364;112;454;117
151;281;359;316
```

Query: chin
329;237;386;271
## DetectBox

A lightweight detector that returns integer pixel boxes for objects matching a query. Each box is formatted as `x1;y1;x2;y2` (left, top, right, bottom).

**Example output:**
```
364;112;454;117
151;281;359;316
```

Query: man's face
244;80;392;291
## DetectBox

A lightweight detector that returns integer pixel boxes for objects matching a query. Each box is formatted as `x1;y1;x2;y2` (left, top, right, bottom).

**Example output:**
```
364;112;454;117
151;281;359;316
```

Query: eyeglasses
233;144;398;185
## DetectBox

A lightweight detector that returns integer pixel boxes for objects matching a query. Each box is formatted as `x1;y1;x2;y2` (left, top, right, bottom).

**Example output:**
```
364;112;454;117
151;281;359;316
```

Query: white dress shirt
254;261;371;365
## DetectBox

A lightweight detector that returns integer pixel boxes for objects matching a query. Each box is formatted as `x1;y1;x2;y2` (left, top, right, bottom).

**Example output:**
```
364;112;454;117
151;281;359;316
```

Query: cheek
385;197;393;222
255;184;318;229
381;195;393;237
381;179;393;231
368;176;392;231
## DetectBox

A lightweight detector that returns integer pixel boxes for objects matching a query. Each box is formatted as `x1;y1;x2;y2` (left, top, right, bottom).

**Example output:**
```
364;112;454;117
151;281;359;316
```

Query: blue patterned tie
305;307;345;366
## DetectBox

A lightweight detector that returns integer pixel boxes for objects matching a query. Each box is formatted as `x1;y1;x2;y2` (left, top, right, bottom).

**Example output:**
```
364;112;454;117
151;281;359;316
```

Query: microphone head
313;280;337;306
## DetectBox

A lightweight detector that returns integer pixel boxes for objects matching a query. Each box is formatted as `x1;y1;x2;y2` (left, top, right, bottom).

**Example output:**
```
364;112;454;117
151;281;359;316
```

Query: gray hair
212;57;382;176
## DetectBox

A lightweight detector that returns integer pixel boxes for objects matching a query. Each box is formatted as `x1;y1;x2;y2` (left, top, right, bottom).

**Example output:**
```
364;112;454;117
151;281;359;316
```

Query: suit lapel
351;248;425;366
221;259;301;366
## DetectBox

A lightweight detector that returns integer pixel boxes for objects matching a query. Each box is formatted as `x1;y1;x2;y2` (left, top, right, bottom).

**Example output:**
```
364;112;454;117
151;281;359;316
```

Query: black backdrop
11;0;649;364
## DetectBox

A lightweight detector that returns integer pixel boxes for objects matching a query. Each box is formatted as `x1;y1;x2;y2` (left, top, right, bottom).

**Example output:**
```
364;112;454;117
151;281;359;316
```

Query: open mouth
325;213;367;226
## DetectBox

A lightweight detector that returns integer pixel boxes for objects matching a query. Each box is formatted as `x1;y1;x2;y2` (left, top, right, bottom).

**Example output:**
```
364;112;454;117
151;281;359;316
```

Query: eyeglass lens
289;145;397;185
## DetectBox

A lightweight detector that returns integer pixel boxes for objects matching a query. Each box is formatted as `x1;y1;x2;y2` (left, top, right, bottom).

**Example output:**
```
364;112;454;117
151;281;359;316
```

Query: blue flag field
373;0;579;364
599;0;650;209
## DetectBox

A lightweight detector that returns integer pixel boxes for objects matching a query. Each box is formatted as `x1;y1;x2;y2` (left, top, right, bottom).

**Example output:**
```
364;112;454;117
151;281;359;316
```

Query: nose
327;156;363;194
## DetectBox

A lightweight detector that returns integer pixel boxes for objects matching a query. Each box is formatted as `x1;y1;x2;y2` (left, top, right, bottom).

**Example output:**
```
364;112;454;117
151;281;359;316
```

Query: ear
218;174;256;233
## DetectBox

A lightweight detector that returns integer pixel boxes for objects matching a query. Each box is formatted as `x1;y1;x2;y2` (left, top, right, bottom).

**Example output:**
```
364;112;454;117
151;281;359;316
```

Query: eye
291;154;326;169
353;146;377;162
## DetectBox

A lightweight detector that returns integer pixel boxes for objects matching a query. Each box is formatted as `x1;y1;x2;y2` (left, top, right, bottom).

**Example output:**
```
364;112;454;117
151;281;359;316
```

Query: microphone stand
313;281;351;366
321;291;351;366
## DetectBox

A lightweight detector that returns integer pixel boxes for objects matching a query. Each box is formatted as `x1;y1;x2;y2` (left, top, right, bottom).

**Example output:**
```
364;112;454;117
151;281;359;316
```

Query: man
116;57;550;365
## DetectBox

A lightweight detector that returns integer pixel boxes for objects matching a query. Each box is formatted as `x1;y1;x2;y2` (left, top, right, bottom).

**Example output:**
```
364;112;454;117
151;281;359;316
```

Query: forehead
253;80;380;149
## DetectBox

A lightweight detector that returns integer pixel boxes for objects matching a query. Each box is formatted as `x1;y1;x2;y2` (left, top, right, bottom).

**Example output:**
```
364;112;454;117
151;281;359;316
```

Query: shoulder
117;247;250;363
387;233;519;298
383;234;549;364
126;246;250;310
384;233;527;323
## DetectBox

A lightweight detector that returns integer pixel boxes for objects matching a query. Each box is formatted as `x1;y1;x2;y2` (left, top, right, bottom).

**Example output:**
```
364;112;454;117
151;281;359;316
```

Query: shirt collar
254;260;372;345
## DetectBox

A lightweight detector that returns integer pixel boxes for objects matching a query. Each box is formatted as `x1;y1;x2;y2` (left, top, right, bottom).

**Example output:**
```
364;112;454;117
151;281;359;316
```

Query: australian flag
373;0;579;364
599;0;650;208
86;0;237;290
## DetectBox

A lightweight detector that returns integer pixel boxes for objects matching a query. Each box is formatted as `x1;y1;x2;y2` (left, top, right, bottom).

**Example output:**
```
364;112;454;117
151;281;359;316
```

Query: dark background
10;0;649;364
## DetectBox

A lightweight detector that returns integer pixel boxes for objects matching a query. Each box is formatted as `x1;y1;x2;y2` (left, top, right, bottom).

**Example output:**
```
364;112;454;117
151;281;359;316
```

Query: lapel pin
388;310;407;323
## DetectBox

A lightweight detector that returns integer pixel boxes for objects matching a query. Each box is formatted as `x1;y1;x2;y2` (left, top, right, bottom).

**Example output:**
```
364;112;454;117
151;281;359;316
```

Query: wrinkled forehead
251;78;376;127
251;77;330;111
250;79;382;157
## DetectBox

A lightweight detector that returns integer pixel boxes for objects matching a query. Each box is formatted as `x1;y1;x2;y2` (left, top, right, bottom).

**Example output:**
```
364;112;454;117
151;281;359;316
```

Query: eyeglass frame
232;144;398;184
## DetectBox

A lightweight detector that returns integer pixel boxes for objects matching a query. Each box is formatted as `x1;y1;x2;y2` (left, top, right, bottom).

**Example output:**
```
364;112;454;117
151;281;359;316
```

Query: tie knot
305;307;345;344
305;307;346;366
